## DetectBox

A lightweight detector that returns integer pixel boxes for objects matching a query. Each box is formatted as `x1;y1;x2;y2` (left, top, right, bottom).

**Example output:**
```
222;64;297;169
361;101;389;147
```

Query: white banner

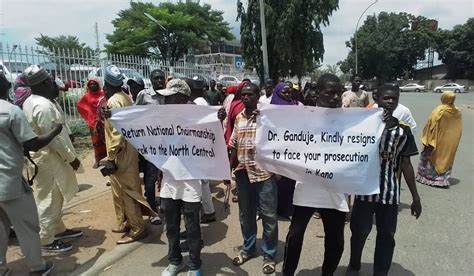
109;105;231;181
255;105;385;195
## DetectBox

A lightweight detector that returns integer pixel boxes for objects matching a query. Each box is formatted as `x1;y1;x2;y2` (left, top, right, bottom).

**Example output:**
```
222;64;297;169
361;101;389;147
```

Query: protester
77;78;107;168
229;83;278;274
271;81;299;106
181;77;216;224
134;70;166;225
127;77;145;103
222;84;237;130
206;79;221;106
342;75;369;108
100;65;155;244
13;73;32;108
282;74;349;276
270;82;298;219
416;91;462;188
259;78;274;104
135;69;166;105
216;82;227;104
370;90;417;133
347;83;422;276
22;65;83;252
156;79;203;276
0;73;62;275
184;77;209;106
303;88;318;107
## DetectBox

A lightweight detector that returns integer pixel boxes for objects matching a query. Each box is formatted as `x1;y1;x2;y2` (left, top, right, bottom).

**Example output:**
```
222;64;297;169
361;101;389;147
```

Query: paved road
90;92;473;276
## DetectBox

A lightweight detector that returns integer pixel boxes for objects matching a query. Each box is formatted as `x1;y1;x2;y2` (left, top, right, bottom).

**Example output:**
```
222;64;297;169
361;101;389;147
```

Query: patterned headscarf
13;74;32;107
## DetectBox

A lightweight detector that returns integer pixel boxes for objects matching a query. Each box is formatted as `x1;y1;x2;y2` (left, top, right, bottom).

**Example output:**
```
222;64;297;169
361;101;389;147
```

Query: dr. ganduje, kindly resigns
255;104;385;196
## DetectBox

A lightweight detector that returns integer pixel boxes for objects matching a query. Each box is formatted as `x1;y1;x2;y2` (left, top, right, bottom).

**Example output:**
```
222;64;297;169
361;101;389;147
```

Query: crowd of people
0;64;463;276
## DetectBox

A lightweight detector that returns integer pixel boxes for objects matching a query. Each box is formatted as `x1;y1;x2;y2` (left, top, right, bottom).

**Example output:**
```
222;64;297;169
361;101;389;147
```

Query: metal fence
0;42;245;126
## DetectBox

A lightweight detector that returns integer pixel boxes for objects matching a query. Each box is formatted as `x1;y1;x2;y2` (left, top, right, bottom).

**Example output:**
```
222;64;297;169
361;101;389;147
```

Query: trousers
0;190;46;273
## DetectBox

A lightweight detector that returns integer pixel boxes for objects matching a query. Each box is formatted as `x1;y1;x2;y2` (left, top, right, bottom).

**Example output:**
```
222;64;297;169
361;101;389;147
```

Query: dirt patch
5;191;124;275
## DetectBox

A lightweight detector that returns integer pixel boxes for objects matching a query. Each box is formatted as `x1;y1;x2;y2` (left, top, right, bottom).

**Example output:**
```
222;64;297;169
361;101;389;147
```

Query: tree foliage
35;34;95;65
238;0;339;81
105;2;234;62
434;18;474;79
339;12;434;82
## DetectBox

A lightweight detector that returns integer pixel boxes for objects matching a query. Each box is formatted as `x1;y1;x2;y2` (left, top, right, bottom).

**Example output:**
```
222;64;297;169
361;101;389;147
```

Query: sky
0;0;472;67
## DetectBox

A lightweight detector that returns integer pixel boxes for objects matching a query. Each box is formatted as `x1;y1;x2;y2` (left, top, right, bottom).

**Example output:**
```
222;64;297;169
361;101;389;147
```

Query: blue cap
104;65;124;87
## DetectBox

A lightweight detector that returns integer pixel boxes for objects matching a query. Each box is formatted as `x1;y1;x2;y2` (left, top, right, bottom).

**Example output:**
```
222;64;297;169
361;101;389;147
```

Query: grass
69;120;92;158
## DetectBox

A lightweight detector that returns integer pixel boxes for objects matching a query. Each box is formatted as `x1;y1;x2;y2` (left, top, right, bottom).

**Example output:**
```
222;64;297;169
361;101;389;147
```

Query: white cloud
0;0;472;66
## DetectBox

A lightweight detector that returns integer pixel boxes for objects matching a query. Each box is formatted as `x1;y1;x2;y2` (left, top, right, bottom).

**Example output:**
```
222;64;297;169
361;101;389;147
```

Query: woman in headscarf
270;82;299;106
416;91;462;188
77;78;107;168
270;82;299;218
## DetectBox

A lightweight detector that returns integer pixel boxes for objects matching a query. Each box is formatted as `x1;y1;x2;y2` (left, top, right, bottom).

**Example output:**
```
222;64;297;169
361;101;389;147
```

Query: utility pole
355;0;378;75
259;0;269;80
94;22;100;54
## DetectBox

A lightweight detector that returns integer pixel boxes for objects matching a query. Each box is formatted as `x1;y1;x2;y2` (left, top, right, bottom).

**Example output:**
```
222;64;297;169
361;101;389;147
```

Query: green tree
434;18;474;79
238;0;339;81
105;1;234;62
340;12;434;82
35;34;95;64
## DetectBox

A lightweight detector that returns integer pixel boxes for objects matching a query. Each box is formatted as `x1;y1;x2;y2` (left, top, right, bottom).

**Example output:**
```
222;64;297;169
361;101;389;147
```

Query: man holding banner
347;84;422;276
100;65;155;245
281;74;349;276
229;83;278;275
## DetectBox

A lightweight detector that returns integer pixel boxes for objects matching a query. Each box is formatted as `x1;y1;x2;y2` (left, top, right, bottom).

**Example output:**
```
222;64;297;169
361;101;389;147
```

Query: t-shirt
259;95;272;104
159;172;202;202
135;88;164;105
206;89;220;106
342;90;369;107
356;121;418;204
293;181;349;212
372;103;417;133
0;100;37;201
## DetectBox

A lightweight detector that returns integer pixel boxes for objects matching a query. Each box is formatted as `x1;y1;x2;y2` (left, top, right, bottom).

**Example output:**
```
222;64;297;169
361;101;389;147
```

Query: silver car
399;83;425;92
433;83;466;93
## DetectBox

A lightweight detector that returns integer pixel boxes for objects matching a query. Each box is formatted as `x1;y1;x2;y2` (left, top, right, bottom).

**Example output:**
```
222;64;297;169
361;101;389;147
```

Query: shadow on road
7;226;106;275
295;262;415;276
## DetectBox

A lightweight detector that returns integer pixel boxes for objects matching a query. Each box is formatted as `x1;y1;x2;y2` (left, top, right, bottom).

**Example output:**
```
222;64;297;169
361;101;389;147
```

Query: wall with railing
0;43;247;126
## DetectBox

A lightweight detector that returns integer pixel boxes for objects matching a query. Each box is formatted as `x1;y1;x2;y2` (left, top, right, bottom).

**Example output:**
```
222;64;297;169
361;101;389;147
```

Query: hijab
77;78;105;128
421;91;462;174
270;82;297;105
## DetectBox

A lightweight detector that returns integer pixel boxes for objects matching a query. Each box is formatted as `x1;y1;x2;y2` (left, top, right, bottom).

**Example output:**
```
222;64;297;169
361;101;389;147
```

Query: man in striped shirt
347;84;422;276
229;83;278;274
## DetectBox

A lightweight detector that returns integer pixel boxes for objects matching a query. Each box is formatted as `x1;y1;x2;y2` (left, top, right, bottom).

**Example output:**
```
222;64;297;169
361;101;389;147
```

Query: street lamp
258;0;269;80
144;12;169;62
355;0;378;74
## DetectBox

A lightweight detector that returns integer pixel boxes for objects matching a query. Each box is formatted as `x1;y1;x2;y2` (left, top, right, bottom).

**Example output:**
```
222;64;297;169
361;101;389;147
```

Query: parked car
399;83;425;92
433;83;466;93
218;75;240;86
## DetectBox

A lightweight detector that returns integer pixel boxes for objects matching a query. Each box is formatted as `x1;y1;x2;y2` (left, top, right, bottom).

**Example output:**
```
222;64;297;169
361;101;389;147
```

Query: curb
70;224;163;275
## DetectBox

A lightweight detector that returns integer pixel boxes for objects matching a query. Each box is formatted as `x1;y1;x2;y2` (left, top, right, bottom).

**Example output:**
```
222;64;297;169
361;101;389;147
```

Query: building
192;40;244;77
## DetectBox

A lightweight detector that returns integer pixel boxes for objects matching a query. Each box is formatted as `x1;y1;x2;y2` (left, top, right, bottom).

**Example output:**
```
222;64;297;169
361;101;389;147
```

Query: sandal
232;250;254;266
262;258;276;274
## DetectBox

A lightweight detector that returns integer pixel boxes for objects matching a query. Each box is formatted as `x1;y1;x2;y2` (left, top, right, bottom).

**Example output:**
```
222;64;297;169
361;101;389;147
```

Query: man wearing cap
22;65;83;252
158;79;203;276
133;70;166;225
0;73;62;275
100;65;156;244
127;77;145;103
